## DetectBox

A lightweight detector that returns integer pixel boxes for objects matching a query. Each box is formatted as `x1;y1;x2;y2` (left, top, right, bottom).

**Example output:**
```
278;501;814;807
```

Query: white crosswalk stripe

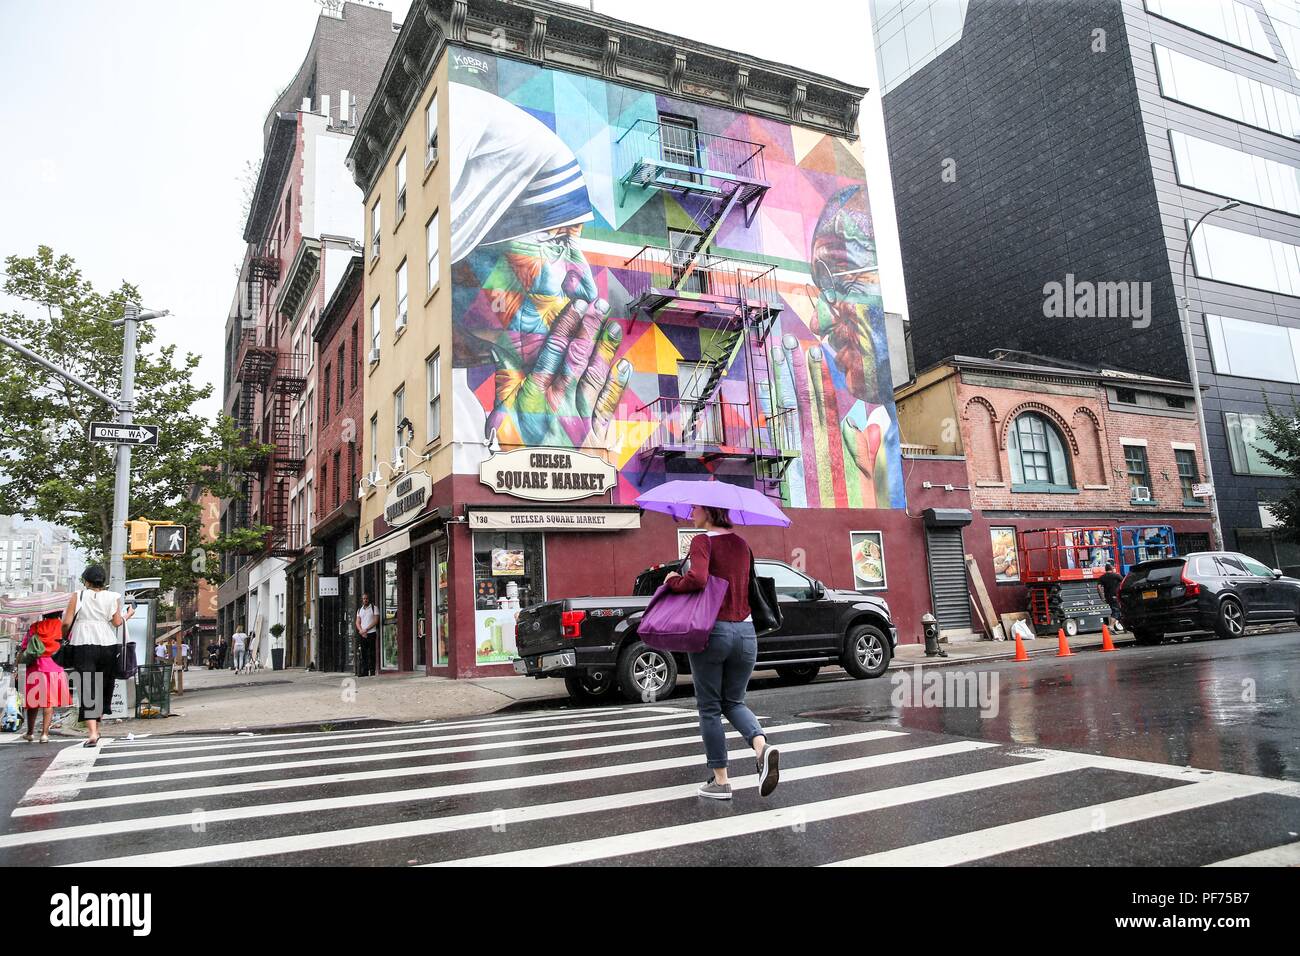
2;702;1296;868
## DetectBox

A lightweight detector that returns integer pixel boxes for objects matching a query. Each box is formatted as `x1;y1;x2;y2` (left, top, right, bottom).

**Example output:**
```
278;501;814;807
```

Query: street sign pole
108;302;139;597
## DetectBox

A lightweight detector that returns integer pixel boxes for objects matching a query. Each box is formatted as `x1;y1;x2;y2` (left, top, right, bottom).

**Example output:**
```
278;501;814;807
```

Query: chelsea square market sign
480;448;616;502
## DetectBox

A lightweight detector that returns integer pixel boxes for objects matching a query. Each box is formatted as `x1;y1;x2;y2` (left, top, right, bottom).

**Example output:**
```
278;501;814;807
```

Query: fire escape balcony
249;238;281;283
637;397;798;467
235;325;276;386
622;247;782;322
270;431;307;473
616;119;769;224
268;350;309;394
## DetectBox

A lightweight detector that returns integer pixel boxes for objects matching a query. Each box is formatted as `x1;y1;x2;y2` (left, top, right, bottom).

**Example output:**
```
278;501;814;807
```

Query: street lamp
1178;200;1240;551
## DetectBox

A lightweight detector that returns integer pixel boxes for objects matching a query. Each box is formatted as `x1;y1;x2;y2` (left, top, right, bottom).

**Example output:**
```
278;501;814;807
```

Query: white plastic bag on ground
1011;620;1036;644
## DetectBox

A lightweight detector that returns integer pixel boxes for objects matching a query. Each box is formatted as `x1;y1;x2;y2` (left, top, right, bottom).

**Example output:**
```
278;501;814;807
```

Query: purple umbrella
635;479;791;527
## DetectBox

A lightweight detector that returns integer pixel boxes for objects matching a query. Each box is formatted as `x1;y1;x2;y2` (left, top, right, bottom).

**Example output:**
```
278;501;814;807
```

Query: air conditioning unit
371;236;380;259
396;311;408;332
1130;486;1151;502
368;347;381;364
427;144;439;165
397;191;407;219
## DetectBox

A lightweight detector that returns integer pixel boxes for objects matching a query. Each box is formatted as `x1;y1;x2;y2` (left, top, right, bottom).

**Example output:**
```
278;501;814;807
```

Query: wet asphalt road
1;630;1297;866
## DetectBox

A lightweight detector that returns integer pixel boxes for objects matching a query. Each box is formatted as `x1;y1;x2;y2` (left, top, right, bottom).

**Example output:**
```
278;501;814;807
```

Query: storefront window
381;558;399;670
434;544;449;666
472;532;544;665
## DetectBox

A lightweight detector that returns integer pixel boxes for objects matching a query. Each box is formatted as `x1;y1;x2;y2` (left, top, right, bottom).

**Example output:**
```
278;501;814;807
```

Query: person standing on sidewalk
63;564;135;747
1099;563;1124;630
231;624;248;672
663;505;780;801
355;594;378;677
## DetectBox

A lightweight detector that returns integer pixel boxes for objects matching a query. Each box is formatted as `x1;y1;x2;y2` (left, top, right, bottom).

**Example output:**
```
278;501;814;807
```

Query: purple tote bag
636;575;730;653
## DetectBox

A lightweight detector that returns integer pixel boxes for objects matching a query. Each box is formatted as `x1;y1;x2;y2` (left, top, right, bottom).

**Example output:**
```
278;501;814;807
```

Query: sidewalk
45;624;1291;738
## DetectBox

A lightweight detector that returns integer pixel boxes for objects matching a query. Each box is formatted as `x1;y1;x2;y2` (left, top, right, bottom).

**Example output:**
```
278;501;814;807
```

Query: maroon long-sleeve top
665;531;751;622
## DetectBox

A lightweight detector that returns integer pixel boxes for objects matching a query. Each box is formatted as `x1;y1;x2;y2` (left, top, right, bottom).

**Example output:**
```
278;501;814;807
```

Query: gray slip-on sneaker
698;779;733;800
757;747;780;797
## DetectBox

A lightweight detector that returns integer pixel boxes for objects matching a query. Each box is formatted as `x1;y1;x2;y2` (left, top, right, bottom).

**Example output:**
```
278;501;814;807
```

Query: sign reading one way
88;422;159;446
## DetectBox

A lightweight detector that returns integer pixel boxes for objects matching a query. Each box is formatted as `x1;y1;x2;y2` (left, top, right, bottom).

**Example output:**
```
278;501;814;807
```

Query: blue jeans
688;620;765;769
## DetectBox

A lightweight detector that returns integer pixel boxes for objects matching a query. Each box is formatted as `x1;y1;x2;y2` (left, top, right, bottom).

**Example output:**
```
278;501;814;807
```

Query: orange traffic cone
1056;627;1074;657
1100;623;1117;652
1013;630;1030;662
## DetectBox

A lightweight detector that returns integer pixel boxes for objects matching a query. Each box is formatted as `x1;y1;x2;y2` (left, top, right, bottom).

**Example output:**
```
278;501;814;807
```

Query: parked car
1118;551;1300;644
513;558;898;703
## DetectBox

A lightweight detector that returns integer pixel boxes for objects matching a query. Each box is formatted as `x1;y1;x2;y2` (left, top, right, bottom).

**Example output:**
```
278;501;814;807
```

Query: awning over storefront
338;527;411;574
922;508;973;528
466;506;642;532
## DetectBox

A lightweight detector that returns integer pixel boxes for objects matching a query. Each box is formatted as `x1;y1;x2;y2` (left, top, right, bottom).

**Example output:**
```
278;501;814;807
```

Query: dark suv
1118;551;1300;644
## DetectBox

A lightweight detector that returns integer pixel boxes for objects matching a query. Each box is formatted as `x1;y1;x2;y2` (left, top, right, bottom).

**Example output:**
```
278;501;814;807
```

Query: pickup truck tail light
561;610;586;639
1180;566;1201;597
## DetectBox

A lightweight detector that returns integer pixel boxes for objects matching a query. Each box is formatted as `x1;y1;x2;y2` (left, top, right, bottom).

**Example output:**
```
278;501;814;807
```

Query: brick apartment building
896;352;1216;621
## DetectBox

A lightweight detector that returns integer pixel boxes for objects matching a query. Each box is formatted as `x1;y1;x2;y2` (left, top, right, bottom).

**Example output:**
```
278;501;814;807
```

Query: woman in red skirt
21;611;72;743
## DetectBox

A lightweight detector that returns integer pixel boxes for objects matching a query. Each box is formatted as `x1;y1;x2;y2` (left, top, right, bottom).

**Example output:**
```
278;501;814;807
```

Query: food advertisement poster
991;527;1020;582
491;548;526;576
475;608;519;665
850;531;886;590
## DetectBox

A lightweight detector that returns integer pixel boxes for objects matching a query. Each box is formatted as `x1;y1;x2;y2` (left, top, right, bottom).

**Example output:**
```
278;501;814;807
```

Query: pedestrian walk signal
151;524;186;556
126;519;151;554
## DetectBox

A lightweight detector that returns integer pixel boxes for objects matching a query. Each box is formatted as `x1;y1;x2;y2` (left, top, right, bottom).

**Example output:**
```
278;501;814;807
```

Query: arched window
1009;413;1072;488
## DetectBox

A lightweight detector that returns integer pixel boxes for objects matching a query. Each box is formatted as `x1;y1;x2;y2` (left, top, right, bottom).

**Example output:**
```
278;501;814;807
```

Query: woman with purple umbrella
639;480;787;801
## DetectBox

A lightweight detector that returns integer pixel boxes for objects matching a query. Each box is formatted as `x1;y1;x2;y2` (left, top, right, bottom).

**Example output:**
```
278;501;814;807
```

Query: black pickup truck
513;559;899;703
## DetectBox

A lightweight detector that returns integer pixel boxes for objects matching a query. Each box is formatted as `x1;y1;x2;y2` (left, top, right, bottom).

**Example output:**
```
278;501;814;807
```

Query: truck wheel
1132;629;1162;646
774;664;821;685
564;670;617;705
1214;598;1246;639
617;643;678;703
841;624;891;679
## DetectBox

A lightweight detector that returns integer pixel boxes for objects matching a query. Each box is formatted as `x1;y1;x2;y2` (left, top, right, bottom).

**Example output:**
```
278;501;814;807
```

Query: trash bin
272;648;284;670
135;663;172;718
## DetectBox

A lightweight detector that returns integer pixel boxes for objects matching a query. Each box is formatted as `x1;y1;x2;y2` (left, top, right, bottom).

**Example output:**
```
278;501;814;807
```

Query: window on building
396;260;408;331
370;201;381;260
393;386;407;464
336;344;345;409
426;349;441;444
668;229;709;294
1169;131;1300;217
426;90;439;166
1115;387;1137;404
1154;45;1300;139
1165;396;1186;408
1008;413;1072;488
1145;0;1274;58
306;388;315;451
1175;448;1200;503
1225;412;1286;476
319;462;327;519
396;151;407;221
351;323;359;389
333;450;341;510
426;211;440;293
369;414;378;481
321;365;331;426
349;443;357;500
1191;221;1300;298
658;113;701;177
284;190;292;242
1124;444;1152;500
369;299;381;359
1205;314;1300;383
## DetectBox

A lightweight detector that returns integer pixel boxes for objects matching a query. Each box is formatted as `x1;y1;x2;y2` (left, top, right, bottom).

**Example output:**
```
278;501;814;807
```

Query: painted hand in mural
478;228;632;448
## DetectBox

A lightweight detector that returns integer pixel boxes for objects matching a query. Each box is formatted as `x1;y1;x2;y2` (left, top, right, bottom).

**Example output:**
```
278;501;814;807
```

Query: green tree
1257;399;1300;540
0;246;267;590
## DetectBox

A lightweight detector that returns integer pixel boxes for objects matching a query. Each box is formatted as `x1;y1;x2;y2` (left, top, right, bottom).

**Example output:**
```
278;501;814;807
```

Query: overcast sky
0;0;905;419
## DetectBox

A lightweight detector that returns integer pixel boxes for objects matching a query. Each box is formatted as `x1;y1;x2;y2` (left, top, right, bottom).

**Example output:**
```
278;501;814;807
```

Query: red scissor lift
1017;527;1119;636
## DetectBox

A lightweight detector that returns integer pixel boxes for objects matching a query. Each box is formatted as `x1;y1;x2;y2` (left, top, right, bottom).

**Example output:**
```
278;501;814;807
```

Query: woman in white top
62;564;136;746
231;626;248;671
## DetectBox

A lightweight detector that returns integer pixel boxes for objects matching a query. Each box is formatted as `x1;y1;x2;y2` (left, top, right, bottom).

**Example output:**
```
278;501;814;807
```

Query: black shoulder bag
748;550;783;638
113;596;137;681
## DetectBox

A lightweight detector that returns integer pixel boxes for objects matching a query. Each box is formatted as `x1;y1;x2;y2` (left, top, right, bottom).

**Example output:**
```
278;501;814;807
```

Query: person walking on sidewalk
663;505;780;801
231;624;248;672
1099;563;1124;630
20;612;72;743
63;564;136;747
355;595;378;677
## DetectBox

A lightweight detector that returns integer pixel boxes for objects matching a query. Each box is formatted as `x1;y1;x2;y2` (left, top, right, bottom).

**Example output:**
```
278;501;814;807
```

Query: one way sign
88;422;159;446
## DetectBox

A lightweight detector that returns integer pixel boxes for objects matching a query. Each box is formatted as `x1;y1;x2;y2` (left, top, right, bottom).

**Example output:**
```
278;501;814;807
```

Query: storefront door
472;531;544;667
380;558;399;670
413;553;428;669
433;541;449;667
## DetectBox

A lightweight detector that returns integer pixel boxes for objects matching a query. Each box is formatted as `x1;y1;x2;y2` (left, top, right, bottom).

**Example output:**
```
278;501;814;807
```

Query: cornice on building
347;0;868;196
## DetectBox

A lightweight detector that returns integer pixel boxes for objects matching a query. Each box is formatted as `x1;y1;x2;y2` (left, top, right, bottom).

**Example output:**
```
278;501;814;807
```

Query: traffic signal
126;519;151;554
151;524;187;556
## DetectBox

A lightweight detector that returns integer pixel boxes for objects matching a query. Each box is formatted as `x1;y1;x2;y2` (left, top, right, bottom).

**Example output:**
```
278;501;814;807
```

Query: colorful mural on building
448;48;905;510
